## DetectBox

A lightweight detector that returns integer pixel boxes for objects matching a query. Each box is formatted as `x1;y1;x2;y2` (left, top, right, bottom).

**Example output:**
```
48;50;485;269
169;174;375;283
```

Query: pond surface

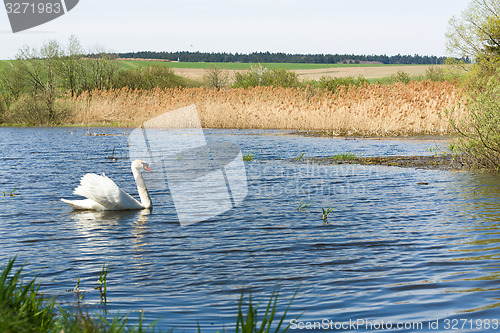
1;127;500;332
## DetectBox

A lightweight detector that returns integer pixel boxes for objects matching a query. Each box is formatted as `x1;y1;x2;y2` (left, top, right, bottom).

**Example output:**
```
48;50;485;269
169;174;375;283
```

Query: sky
0;0;472;60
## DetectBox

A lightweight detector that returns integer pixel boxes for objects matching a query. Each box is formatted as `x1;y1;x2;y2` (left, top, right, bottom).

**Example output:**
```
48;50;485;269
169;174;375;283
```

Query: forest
115;51;467;65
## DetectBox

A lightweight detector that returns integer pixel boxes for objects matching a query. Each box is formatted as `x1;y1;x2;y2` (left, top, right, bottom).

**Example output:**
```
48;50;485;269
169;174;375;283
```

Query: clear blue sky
0;0;471;60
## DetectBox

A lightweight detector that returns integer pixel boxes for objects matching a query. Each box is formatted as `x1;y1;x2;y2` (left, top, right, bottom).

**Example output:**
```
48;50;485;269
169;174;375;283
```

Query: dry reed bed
67;81;466;135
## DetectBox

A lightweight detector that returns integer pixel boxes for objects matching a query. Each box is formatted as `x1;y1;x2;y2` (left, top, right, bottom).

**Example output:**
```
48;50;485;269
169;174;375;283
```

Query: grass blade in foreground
236;289;300;333
0;258;56;333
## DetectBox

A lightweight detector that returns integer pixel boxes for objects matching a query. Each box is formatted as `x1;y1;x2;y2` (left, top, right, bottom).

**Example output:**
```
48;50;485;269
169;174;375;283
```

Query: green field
0;58;427;71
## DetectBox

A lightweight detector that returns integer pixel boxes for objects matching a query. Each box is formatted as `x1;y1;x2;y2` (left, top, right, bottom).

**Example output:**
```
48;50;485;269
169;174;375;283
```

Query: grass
296;201;310;212
97;263;110;305
0;258;155;332
329;152;359;160
322;207;335;222
1;257;298;332
0;258;56;332
235;289;299;333
243;152;254;161
63;81;466;136
74;276;84;302
295;153;305;161
2;188;17;197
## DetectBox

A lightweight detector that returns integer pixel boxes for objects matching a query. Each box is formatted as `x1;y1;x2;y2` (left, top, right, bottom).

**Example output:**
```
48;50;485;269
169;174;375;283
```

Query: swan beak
144;166;152;172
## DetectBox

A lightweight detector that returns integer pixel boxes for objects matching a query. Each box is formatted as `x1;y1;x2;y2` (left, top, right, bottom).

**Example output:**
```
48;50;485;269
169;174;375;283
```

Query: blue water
1;127;500;332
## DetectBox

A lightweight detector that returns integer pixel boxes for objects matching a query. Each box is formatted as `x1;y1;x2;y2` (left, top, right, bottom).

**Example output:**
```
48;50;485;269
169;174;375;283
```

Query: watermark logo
128;105;248;226
4;0;79;33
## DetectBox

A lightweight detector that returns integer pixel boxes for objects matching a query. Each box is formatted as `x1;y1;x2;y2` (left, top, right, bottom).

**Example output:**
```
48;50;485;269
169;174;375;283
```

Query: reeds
65;81;466;136
296;201;310;212
322;207;335;222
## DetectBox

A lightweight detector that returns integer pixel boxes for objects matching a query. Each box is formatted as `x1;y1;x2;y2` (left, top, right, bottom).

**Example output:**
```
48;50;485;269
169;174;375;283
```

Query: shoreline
0;124;459;139
294;154;465;171
292;130;458;141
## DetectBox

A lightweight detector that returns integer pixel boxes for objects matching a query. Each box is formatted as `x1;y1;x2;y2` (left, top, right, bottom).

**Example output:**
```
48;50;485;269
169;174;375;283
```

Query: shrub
114;65;190;90
204;64;230;90
316;75;368;92
425;66;446;81
233;65;300;88
451;72;500;171
6;92;71;125
392;70;411;84
265;68;301;88
0;95;7;123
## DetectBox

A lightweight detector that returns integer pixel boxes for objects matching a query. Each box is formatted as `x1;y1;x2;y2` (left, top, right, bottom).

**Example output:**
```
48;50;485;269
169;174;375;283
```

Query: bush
425;66;446;81
451;71;500;171
233;65;300;88
392;70;411;84
0;95;7;123
316;75;368;92
204;64;230;89
114;65;191;90
6;93;71;125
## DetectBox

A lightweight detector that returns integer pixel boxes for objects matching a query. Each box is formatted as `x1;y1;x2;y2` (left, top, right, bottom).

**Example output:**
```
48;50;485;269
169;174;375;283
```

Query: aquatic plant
295;153;305;161
329;152;358;160
74;276;84;302
236;289;299;333
2;188;16;197
322;207;335;222
106;147;127;162
296;201;310;212
243;152;254;162
97;263;110;305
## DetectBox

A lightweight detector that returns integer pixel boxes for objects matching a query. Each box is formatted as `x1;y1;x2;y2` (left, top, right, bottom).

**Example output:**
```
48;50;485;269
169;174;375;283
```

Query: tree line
116;51;467;65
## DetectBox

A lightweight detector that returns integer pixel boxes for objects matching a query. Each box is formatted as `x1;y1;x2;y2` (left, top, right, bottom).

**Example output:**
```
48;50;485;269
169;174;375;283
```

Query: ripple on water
0;128;500;331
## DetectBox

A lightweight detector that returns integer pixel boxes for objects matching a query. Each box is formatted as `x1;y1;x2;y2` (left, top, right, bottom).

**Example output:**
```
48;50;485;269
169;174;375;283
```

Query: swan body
62;160;152;211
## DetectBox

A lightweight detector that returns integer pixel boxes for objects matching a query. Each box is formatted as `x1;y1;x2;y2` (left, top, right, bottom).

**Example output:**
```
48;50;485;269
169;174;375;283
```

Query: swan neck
132;167;152;209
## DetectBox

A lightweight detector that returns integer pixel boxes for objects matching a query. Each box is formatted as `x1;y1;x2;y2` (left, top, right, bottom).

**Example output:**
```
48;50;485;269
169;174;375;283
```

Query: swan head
132;160;152;172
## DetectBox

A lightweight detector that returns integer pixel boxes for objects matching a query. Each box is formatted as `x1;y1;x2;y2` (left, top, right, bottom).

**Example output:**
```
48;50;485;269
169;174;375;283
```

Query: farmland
117;59;443;81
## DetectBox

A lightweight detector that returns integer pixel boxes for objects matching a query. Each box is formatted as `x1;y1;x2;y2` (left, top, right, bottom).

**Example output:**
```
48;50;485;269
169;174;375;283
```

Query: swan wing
61;198;107;210
72;173;143;210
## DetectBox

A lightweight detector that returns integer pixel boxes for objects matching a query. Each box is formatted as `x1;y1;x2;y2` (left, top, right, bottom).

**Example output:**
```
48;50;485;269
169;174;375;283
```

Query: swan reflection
68;209;151;246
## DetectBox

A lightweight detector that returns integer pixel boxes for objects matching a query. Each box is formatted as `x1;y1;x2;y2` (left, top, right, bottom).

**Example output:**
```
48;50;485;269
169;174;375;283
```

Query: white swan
61;160;152;210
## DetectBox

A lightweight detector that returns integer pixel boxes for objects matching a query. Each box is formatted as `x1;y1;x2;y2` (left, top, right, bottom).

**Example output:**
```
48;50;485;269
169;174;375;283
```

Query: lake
1;127;500;332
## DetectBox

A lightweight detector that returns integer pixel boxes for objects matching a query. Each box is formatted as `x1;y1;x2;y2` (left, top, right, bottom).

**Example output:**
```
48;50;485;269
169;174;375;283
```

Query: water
1;127;500;332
